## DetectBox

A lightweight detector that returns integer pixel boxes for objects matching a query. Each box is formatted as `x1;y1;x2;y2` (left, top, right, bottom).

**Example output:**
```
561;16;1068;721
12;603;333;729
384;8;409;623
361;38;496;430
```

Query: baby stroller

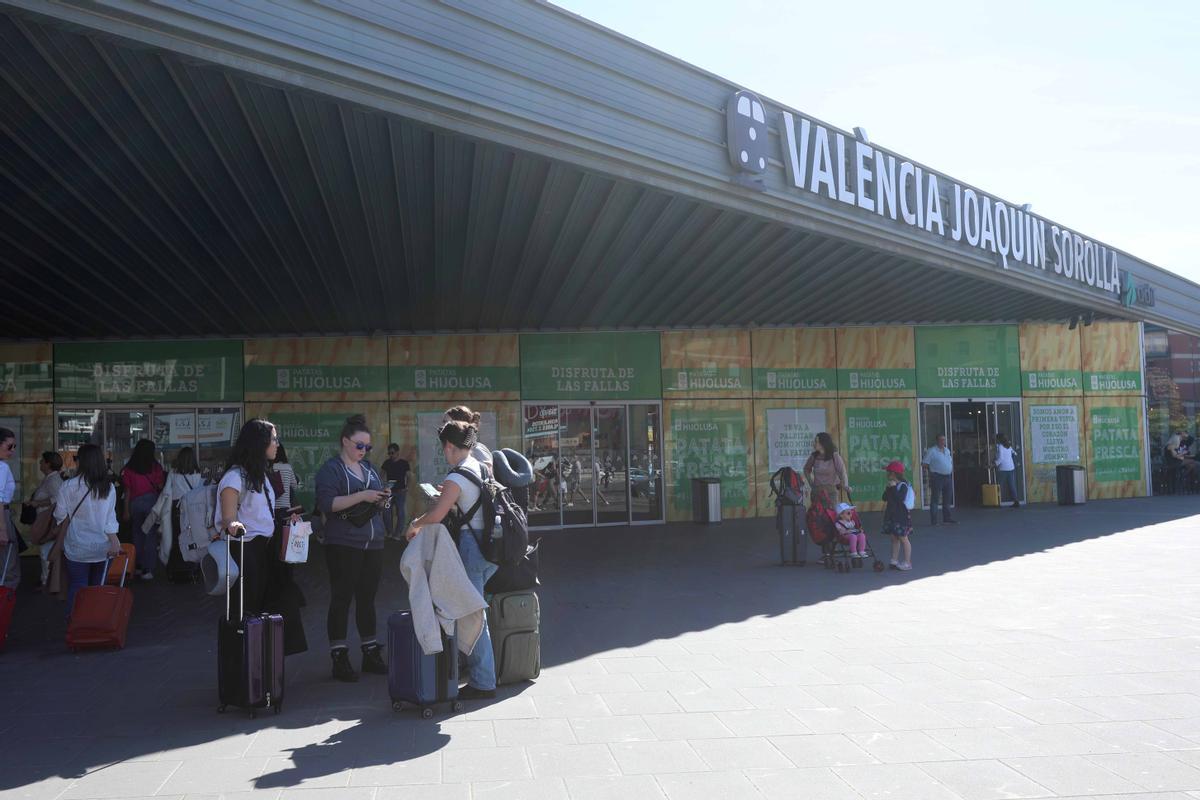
808;494;884;574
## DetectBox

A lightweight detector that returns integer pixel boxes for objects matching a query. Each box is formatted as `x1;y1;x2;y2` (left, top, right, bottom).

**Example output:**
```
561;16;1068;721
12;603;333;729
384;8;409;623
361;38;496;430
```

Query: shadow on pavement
0;496;1195;792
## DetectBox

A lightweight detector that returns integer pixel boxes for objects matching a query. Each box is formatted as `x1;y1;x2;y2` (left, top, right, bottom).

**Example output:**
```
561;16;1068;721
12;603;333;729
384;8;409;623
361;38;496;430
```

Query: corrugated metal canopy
0;11;1102;340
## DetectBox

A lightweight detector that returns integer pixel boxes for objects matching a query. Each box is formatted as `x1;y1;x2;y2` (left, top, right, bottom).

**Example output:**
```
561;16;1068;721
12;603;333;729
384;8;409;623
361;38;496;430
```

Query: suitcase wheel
249;710;257;720
452;700;464;713
420;707;434;719
873;561;885;572
217;705;226;714
392;701;403;712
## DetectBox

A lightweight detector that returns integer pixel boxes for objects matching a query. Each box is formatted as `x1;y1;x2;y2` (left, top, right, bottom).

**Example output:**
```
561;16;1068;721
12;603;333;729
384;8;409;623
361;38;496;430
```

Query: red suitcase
0;544;16;652
66;552;133;651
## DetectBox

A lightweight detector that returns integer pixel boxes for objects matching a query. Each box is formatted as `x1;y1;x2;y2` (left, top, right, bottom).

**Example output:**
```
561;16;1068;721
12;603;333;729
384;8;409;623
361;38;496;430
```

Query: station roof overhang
1;1;1195;342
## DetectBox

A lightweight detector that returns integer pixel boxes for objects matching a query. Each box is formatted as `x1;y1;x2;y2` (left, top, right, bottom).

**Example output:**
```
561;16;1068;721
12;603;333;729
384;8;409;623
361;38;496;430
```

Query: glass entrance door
523;403;663;528
986;401;1025;505
56;406;241;479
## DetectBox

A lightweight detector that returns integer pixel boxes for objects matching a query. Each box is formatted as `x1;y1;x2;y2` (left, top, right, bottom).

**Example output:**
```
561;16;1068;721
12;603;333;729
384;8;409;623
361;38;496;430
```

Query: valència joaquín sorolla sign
726;91;1125;302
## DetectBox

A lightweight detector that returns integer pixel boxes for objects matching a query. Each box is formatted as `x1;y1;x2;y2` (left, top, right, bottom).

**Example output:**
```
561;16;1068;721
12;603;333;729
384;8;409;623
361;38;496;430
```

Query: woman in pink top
803;432;850;509
120;439;165;581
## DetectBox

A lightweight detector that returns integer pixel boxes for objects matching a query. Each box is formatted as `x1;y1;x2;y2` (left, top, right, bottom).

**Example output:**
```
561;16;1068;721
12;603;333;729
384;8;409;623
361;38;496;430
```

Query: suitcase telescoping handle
100;549;131;589
1;540;13;579
224;526;245;624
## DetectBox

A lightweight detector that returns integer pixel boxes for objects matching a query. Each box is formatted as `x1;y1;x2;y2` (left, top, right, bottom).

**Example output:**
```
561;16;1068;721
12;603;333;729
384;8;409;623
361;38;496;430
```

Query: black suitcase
216;535;285;717
388;610;462;718
777;502;807;566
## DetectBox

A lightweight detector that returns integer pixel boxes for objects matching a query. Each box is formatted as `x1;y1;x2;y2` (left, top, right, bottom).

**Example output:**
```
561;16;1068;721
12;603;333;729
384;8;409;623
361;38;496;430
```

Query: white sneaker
141;571;155;581
889;559;899;567
897;562;912;571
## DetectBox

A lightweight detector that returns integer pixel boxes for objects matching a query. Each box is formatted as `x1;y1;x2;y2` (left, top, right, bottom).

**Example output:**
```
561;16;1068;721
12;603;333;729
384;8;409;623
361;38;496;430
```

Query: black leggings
324;544;384;649
227;535;270;622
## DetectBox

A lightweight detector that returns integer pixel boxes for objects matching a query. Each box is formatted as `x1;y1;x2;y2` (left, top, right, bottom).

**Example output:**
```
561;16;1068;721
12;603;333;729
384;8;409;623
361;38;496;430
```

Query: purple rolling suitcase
387;610;462;718
217;535;284;717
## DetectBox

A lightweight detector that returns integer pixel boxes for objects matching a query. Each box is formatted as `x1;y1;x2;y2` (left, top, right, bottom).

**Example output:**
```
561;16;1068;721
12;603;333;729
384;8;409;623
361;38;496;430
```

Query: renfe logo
726;90;768;175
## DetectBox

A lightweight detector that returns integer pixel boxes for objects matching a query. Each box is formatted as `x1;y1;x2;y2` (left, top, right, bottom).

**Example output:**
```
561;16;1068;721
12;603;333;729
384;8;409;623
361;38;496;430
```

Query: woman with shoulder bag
405;420;497;700
216;420;300;624
54;444;121;616
315;415;390;683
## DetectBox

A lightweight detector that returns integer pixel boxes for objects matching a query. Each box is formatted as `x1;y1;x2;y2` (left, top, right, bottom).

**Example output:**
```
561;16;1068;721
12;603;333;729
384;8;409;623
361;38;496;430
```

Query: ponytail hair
444;405;481;426
438;420;478;452
340;414;370;441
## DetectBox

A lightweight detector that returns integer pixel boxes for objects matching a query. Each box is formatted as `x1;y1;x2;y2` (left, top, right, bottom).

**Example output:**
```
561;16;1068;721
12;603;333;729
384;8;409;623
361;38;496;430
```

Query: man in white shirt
921;434;958;526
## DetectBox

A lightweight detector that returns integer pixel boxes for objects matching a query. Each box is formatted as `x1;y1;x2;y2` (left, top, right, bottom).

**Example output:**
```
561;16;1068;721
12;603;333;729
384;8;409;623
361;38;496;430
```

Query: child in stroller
835;503;869;564
810;498;884;573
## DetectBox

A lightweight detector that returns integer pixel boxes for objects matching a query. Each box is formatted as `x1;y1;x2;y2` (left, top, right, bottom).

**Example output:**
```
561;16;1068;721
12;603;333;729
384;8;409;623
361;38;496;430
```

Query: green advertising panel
836;369;916;394
1085;371;1143;394
1090;405;1142;483
753;367;837;394
520;332;661;400
245;365;388;395
843;407;913;500
391;366;521;395
55;341;243;403
915;325;1021;398
663;366;751;395
269;412;348;511
668;407;750;513
1022;370;1084;394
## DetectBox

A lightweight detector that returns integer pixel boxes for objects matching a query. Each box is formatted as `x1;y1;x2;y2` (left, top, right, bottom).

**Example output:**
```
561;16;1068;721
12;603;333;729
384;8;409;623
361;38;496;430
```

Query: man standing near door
922;434;958;526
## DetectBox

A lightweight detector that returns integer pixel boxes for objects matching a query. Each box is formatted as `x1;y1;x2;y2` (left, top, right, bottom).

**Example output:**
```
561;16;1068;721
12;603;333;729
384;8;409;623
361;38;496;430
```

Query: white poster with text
1030;405;1079;464
767;408;826;473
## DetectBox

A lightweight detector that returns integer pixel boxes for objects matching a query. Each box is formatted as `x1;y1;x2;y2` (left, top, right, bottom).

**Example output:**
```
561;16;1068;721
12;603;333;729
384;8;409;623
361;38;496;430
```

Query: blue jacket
315;457;385;550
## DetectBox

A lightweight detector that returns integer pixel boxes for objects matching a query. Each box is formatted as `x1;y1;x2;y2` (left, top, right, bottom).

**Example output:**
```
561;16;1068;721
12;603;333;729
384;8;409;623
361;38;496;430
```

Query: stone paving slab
2;497;1200;799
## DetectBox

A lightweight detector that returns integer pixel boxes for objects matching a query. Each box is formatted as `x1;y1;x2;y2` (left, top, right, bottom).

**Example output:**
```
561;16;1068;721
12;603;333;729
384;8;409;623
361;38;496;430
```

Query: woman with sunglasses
314;414;390;683
0;428;20;591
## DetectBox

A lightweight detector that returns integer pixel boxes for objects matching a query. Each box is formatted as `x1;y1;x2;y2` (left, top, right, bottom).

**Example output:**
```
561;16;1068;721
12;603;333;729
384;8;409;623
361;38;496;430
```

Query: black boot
361;643;387;675
331;648;359;682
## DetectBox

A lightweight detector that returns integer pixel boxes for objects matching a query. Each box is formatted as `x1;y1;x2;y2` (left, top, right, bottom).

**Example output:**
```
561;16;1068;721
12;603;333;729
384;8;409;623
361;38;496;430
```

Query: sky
553;0;1200;284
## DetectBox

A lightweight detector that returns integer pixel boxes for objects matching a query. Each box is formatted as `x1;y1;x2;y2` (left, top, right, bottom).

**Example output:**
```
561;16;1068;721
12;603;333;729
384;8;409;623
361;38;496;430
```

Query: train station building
2;0;1198;528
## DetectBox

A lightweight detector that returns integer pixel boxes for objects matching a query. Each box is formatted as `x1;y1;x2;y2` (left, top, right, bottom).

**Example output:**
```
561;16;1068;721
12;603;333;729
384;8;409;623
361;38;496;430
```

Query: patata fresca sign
728;91;1126;301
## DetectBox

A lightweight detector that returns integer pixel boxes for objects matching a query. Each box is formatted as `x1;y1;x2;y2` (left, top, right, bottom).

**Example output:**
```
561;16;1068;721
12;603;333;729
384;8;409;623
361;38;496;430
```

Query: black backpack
449;465;530;567
769;467;806;507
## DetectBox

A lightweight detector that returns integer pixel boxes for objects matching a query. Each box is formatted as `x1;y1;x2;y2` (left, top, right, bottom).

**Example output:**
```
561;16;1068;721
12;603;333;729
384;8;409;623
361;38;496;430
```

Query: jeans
129;492;159;573
459;530;498;691
64;558;107;618
929;472;955;523
997;469;1019;504
383;497;408;539
325;544;384;649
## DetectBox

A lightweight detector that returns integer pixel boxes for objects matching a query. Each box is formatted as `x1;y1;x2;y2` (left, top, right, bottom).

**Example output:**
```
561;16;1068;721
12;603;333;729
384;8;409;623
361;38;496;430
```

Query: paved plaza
4;497;1200;799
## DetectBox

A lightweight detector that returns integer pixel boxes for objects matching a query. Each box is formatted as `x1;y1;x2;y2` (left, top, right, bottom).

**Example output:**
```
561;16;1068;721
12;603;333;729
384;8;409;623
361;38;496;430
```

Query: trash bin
1056;465;1087;505
691;477;722;524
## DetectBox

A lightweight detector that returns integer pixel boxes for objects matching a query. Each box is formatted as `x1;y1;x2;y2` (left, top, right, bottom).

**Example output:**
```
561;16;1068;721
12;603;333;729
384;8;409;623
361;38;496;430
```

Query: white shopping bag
282;520;312;564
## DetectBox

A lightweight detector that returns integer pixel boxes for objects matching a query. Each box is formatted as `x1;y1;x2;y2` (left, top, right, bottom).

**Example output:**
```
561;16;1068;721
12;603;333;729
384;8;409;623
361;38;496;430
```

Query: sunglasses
353;442;373;453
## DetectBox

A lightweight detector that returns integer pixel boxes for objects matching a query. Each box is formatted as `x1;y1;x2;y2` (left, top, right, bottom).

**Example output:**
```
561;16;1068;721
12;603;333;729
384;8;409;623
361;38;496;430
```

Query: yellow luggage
981;483;1001;507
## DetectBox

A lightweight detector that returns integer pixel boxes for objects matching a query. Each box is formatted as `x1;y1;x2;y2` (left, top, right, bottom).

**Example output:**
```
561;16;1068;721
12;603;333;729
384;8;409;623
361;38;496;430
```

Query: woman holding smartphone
314;415;391;683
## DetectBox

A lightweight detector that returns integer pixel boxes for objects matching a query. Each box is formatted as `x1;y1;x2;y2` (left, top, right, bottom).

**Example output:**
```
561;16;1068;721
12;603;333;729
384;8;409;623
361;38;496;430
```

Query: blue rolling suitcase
216;535;285;718
387;610;462;718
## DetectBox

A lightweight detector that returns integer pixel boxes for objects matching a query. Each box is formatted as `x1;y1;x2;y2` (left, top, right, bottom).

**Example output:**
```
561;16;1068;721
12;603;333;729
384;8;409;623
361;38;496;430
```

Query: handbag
336;501;381;528
27;507;54;545
279;520;311;564
334;462;383;528
50;491;89;548
19;496;37;526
